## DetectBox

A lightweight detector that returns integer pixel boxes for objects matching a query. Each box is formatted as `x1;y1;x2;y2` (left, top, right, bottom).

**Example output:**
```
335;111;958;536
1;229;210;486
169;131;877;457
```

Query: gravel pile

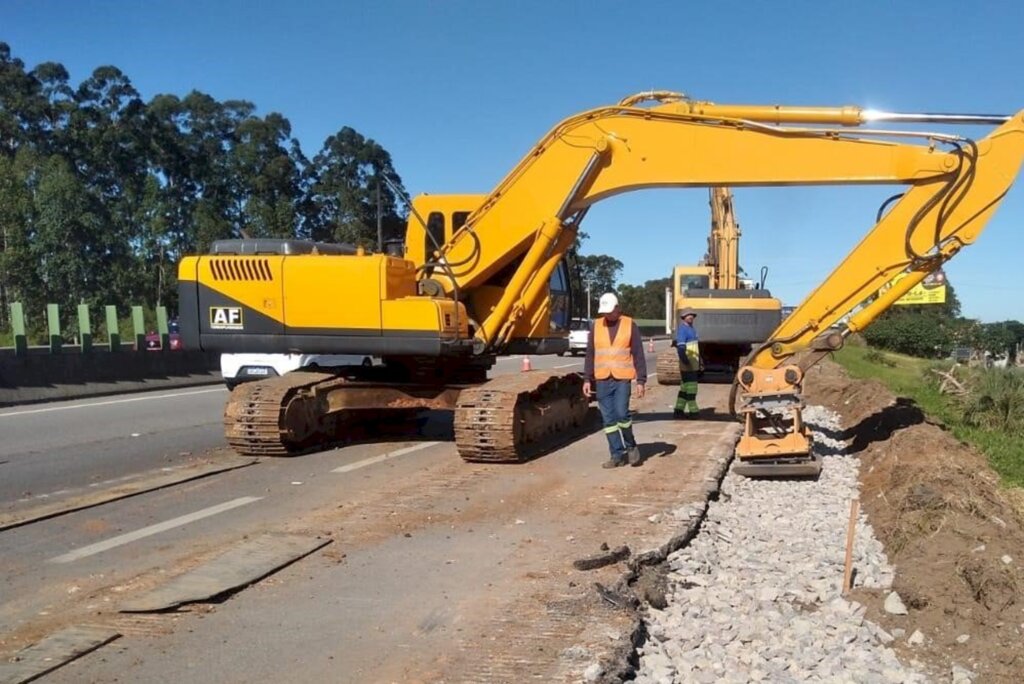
633;405;929;683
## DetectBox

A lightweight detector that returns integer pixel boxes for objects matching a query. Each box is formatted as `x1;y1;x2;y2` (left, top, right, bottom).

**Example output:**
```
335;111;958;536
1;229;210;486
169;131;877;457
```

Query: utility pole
586;283;592;320
376;180;384;253
156;243;164;308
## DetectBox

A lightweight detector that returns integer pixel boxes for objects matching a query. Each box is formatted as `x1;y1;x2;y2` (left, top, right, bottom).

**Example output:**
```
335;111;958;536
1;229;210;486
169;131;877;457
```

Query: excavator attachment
732;365;822;478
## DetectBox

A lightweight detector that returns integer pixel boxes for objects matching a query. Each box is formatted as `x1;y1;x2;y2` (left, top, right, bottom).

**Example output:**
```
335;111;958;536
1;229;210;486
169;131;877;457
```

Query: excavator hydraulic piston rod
860;110;1012;125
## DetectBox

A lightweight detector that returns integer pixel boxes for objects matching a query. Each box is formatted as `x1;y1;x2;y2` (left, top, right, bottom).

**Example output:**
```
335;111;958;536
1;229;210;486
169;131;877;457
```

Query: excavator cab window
549;260;571;331
679;274;710;293
425;212;446;264
452;211;470;232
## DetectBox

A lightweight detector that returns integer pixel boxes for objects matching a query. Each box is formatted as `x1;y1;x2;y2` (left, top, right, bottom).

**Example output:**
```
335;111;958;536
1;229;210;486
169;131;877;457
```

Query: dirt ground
804;361;1024;682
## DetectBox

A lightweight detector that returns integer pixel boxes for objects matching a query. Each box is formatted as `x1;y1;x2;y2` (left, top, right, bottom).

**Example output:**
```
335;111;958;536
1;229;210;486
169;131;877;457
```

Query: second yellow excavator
656;187;782;384
178;91;1024;477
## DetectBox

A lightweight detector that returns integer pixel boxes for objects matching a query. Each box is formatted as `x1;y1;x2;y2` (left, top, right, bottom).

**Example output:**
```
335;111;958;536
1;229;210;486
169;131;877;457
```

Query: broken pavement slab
119;533;331;612
573;545;631;571
0;625;120;684
0;458;256;532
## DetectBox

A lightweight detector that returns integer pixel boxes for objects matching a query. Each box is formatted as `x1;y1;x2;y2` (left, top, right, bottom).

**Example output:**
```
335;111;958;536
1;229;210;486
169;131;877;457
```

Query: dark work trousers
596;378;637;462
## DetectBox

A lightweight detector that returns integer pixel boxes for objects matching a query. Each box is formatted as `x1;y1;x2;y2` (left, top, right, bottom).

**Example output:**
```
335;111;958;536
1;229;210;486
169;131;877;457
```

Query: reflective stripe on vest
594;315;636;380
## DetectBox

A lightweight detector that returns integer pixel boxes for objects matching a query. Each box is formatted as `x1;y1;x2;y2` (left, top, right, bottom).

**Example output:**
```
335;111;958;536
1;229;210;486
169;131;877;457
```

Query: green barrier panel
10;302;27;356
47;304;61;354
131;305;145;350
156;306;169;351
78;304;92;353
105;305;120;351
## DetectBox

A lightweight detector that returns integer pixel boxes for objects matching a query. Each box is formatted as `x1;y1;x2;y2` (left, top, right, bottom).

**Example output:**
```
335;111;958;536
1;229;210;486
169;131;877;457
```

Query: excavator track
656;347;681;385
454;371;591;463
223;371;341;457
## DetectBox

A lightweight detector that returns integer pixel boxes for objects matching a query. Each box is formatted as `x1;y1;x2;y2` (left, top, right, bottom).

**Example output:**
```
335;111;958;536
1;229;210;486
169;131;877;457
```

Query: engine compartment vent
209;258;274;281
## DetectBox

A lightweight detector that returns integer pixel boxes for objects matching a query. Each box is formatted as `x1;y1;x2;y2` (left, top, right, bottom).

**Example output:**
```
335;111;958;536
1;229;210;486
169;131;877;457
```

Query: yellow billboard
883;270;948;306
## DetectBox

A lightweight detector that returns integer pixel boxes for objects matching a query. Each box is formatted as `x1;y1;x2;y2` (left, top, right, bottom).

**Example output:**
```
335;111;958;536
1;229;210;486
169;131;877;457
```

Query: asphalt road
0;352;599;506
0;345;690;682
0;386;230;504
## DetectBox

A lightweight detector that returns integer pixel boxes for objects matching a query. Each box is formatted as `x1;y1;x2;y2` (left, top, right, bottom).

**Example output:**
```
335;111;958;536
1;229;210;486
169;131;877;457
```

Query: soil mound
804;361;1024;682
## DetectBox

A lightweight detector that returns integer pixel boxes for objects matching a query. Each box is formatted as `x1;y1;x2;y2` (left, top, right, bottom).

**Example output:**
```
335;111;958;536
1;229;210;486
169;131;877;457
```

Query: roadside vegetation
834;344;1024;488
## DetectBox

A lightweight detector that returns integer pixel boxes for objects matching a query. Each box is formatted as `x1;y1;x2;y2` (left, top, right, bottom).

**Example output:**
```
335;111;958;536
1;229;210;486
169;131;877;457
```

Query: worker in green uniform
673;308;701;418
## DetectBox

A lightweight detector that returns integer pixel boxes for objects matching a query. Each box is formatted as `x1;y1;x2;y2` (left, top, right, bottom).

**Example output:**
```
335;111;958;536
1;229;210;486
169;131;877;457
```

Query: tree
301;127;406;247
31;155;102;311
863;311;953;358
863;277;965;358
0;42;47;154
229;112;302;239
575;253;623;316
617;277;671;320
976;322;1018;358
0;42;412;318
0;148;42;317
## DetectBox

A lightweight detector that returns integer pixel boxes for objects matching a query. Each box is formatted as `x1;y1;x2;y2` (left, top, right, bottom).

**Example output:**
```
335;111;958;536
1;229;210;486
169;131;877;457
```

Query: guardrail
1;302;220;406
4;302;174;355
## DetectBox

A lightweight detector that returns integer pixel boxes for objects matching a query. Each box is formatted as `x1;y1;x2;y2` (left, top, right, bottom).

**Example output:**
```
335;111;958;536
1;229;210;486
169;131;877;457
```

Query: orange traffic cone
521;356;532;372
648;338;655;352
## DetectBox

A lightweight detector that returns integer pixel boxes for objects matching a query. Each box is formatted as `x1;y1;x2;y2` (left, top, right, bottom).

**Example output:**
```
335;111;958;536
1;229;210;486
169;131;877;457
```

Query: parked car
144;319;183;350
220;353;375;390
564;317;591;356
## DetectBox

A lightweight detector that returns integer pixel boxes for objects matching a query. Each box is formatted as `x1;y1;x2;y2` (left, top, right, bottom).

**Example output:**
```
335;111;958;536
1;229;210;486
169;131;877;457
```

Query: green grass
834;345;1024;488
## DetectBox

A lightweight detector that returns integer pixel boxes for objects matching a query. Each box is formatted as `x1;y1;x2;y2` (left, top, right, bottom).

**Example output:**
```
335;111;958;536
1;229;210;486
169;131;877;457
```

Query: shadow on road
633;441;678;467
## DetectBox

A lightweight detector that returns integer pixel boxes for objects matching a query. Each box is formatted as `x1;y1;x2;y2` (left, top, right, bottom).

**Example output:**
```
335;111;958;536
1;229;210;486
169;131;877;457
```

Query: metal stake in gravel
843;498;860;595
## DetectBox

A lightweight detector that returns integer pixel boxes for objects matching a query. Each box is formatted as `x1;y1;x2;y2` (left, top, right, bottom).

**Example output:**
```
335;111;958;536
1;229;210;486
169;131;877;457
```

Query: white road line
332;442;440;473
554;362;582;368
0;387;227;418
49;496;261;564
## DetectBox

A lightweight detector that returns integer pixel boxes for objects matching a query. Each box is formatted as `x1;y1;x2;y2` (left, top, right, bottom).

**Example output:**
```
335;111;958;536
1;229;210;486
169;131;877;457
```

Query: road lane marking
554;362;582;368
332;442;440;473
0;387;227;418
48;496;261;563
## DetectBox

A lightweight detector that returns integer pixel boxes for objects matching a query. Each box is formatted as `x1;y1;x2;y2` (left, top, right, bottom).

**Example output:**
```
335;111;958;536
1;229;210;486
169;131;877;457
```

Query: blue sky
4;0;1024;321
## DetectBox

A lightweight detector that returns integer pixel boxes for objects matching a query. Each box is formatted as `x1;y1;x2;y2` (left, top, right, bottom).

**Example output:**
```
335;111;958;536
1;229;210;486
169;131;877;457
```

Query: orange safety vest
594;315;637;381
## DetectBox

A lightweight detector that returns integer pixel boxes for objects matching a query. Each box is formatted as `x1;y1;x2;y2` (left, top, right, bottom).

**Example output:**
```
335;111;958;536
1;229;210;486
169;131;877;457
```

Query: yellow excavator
656;187;782;384
178;91;1024;477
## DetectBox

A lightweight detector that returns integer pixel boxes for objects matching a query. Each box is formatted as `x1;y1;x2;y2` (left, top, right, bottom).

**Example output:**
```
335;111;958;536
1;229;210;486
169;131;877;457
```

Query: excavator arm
422;93;1024;473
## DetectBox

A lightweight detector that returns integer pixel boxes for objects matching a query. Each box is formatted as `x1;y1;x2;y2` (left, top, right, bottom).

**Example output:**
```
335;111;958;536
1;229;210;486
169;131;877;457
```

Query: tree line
864;286;1024;361
0;42;407;328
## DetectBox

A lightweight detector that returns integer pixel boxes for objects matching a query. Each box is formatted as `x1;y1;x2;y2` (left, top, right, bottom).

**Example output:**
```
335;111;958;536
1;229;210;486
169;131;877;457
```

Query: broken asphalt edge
593;421;742;684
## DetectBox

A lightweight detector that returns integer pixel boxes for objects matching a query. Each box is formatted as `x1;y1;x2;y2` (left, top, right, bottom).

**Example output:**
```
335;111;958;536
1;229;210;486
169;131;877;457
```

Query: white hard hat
597;292;619;314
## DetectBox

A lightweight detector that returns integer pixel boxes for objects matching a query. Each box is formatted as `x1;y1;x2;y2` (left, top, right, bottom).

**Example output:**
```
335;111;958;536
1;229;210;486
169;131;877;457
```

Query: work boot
602;458;625;469
628;446;642;466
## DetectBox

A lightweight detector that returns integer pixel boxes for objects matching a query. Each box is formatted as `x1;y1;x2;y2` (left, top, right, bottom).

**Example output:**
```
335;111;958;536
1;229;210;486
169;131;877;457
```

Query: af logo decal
210;306;244;330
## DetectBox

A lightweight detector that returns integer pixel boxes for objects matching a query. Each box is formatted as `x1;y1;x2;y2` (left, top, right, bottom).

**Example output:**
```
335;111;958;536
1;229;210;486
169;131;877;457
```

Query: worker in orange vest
583;293;648;468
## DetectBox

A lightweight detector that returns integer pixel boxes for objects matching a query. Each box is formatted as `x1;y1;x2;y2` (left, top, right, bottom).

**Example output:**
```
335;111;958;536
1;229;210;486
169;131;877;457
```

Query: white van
220;353;374;390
